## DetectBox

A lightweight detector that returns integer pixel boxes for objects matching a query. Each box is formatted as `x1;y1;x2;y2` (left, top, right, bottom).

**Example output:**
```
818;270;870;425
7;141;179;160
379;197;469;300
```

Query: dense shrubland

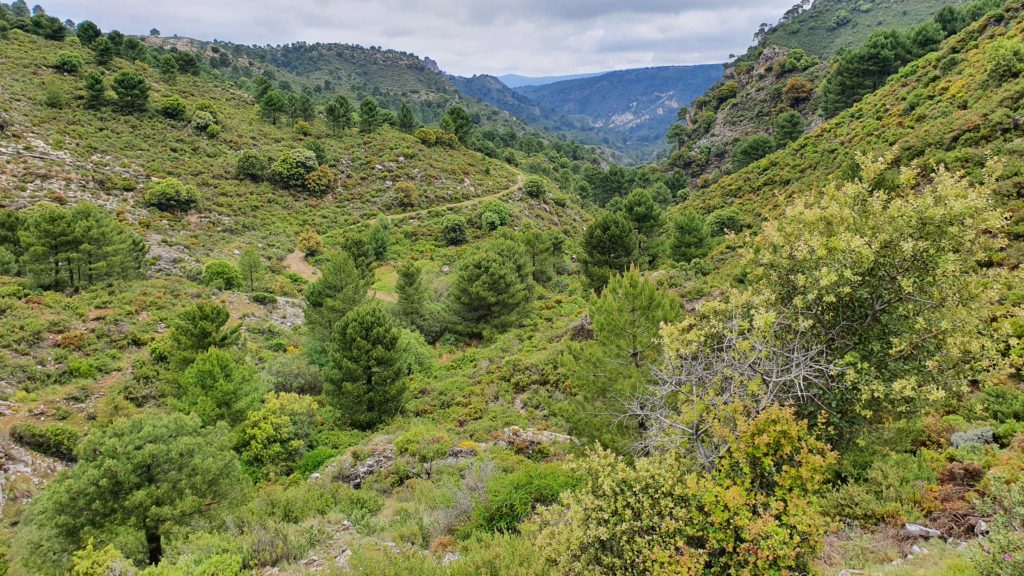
3;1;1024;576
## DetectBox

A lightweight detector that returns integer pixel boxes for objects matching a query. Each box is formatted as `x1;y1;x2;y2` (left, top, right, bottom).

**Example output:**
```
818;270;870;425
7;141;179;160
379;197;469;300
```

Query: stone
904;523;942;539
308;472;322;481
910;545;923;555
442;552;460;566
975;519;989;535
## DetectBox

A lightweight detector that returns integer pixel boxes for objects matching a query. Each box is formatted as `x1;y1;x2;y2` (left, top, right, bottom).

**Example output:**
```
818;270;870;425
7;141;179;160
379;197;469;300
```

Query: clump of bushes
203;260;243;290
158;96;188;120
143;178;199;212
297;230;324;256
11;422;81;461
236;151;269;181
472;462;579;533
54;51;83;74
303;165;336;196
522;176;548;199
440;215;468;246
415;127;459;148
269;149;319;190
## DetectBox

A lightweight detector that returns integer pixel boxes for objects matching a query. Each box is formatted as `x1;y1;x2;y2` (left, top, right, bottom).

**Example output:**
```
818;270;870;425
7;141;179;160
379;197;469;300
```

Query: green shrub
296;447;336;476
203;260;243;290
269;149;319;189
158;96;188;120
54;51;83;74
986;38;1024;83
144;178;199;212
251;292;277;305
828;453;936;525
706;207;746;236
522;176;548;199
440;215;468;246
303;165;335;196
236;151;268;182
11;422;81;461
473;462;578;533
479;201;510;232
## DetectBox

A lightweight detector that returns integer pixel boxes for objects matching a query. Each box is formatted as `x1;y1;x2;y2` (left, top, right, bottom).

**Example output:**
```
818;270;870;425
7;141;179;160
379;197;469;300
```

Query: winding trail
347;172;525;230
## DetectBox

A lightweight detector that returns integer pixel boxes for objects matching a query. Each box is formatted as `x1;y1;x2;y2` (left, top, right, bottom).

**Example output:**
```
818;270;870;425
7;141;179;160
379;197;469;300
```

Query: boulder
904;523;942;539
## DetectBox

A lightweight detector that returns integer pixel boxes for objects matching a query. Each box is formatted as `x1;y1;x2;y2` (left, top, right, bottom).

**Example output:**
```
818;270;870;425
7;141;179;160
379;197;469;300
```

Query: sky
41;0;798;76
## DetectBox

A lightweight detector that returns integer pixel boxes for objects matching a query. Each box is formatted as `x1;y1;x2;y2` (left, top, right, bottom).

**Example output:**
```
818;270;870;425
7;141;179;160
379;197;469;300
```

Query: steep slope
760;0;966;58
516;65;723;162
689;0;1024;262
671;0;970;184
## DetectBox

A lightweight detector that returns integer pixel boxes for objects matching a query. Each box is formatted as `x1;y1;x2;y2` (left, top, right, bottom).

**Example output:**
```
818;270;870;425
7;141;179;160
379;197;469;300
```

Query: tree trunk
145;528;162;565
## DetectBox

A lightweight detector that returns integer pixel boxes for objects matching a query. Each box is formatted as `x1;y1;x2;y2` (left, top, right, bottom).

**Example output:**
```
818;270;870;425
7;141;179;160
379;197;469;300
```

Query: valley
1;1;1024;575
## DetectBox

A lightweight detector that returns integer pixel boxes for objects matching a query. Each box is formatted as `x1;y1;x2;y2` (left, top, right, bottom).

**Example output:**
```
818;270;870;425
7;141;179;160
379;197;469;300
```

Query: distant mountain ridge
513;65;723;161
498;72;606;88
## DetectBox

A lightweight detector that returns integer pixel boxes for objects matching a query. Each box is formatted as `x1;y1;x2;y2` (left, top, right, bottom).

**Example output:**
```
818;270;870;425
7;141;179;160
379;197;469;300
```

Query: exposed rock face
904;523;943;539
331;444;396;489
1;436;66;518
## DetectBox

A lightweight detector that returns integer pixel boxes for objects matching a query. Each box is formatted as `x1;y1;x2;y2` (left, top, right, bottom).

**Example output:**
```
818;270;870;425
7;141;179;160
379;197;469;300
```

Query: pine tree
396;260;428;325
397;102;416;133
448;238;535;332
323;303;407;429
304;251;371;363
237;247;263;292
358;97;382;133
581;211;638;290
260;90;287;125
83;72;107;109
110;70;149;113
324;95;354;135
670;209;710;263
91;36;114;66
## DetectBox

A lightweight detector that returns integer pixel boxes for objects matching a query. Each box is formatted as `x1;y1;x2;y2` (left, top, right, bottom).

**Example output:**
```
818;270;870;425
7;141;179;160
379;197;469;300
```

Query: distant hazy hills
498;72;606;88
453;65;723;162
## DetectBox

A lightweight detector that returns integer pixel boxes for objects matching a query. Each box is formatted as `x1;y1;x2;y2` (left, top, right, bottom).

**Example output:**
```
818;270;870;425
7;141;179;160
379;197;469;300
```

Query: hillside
761;0;967;58
4;2;1024;576
670;0;973;184
516;65;723;162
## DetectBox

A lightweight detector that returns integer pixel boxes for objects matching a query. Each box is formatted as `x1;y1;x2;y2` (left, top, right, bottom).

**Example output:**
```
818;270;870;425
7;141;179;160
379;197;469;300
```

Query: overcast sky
41;1;797;76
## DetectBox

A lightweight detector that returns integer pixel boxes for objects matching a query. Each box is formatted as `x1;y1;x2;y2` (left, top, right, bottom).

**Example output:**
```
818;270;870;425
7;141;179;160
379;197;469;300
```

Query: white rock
910;545;923;555
308;472;322;481
975;519;990;535
904;523;942;538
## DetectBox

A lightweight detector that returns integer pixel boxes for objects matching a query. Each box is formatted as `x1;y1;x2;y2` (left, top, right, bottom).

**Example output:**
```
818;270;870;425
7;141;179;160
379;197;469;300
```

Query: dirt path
348;172;525;230
283;249;321;282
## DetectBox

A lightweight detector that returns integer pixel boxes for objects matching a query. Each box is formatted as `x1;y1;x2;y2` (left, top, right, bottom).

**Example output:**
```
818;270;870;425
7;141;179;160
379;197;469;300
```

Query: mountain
760;0;968;58
498;72;606;88
670;0;976;184
512;65;723;162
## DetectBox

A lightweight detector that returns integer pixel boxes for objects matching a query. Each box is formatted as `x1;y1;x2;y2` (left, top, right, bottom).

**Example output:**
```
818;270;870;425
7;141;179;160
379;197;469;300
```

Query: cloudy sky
42;1;797;76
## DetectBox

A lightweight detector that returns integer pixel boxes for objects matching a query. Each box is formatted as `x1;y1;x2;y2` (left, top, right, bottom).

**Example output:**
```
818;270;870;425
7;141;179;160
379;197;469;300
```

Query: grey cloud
42;0;796;75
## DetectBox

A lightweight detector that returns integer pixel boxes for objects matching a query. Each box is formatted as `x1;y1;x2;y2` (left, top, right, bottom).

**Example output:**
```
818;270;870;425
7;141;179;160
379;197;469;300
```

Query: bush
303;165;335;196
54;51;84;74
158;96;188;120
110;70;149;113
294;119;312;135
827;454;936;525
479;200;510;232
251;292;277;305
522;176;547;199
473;462;578;533
296;447;337;476
987;38;1024;83
731;134;775;170
706;207;746;236
11;422;81;461
297;230;324;256
270;149;319;189
236;151;269;181
440;215;468;246
190;110;216;133
203;260;243;290
783;76;814;107
144;178;199;212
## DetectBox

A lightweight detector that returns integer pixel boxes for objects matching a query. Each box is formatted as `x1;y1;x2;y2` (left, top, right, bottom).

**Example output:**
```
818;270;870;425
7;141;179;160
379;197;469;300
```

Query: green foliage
11;422;81;461
236;392;320;478
297;230;324;256
74;20;101;46
11;412;248;573
238;247;263;292
176;348;263;426
773;110;805;148
70;540;134;576
449;237;535;333
189;110;216;134
323;303;407;430
581;211;638;290
144;178;199;212
522;176;547;199
358;97;383;133
669;208;710;263
473;462;578;533
269;148;319;190
731;133;775;170
54;51;83;74
415;127;459;148
157;96;188;120
111;70;149;114
976;474;1024;576
17;202;147;290
161;301;240;368
539;407;835;576
706;207;746;236
303;251;370;359
397;101;417;133
324;94;354;134
440;105;473;144
827;454;936;525
202;260;242;290
91;36;114;66
394;421;453;474
986;37;1024;83
440;215;468;246
479;200;510;232
303;165;336;196
396;260;428;326
235;151;268;181
83;71;108;109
